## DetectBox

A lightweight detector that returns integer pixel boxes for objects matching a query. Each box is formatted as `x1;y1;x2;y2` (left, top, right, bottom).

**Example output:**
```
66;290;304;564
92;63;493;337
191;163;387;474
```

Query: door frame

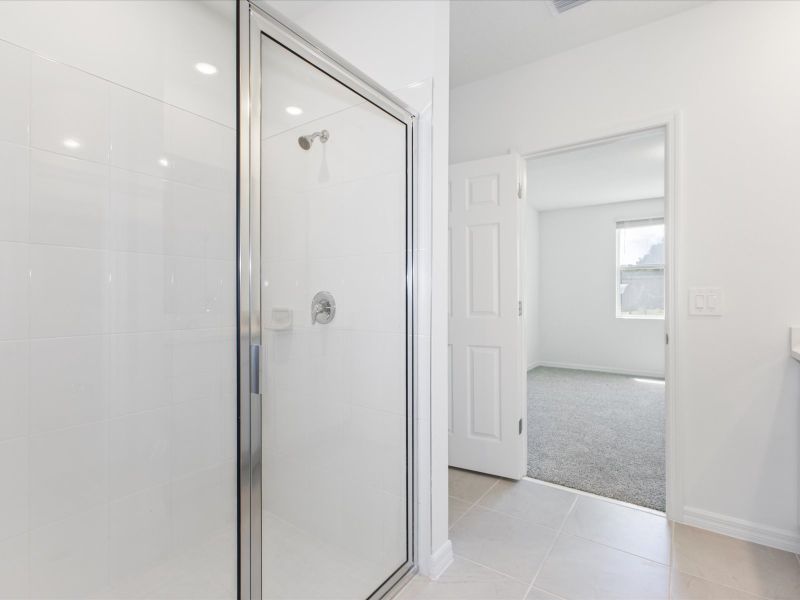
237;2;420;598
521;113;681;519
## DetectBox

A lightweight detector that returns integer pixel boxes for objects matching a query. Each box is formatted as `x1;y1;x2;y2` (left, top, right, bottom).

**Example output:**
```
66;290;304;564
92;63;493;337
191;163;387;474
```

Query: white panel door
449;154;527;479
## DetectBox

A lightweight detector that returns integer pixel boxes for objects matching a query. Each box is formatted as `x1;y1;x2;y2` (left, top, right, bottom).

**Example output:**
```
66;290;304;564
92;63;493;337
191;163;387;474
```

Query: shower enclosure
0;1;415;598
0;1;238;598
239;5;417;598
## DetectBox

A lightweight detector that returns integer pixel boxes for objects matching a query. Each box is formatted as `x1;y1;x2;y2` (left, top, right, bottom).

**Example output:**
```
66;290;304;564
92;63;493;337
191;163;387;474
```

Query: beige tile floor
398;468;800;600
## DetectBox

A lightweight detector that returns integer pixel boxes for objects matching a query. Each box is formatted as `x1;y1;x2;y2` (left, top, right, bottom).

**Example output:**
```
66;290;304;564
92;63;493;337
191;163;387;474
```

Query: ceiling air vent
551;0;591;14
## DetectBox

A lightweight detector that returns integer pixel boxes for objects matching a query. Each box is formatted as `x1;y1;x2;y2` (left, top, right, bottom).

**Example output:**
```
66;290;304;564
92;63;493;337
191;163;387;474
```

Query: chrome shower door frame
237;2;419;598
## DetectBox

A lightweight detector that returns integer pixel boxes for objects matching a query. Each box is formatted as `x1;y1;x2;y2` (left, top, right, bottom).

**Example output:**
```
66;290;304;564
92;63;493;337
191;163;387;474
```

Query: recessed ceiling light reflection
195;62;218;75
158;158;170;167
285;106;303;116
62;138;81;149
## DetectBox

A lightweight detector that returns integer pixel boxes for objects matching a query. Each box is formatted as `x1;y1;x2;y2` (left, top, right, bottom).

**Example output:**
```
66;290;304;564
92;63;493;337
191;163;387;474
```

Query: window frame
615;216;665;320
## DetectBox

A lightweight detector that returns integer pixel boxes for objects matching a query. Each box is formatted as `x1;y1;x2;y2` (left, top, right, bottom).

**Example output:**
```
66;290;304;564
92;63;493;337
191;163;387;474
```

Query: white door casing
448;154;527;479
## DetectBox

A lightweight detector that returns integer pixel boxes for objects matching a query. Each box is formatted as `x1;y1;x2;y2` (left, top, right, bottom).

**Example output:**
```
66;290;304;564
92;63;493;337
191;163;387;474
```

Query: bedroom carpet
527;366;665;511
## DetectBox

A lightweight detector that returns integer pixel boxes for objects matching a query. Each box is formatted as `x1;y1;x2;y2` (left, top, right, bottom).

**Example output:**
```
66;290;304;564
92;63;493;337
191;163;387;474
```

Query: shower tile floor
398;468;800;600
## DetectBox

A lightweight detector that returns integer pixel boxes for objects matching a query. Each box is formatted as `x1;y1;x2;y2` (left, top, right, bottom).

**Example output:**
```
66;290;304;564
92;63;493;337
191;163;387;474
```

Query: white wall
262;0;452;576
536;199;665;377
451;0;800;551
0;2;237;598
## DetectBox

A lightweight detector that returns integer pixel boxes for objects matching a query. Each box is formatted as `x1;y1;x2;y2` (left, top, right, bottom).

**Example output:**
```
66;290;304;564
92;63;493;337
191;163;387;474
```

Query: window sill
616;314;665;320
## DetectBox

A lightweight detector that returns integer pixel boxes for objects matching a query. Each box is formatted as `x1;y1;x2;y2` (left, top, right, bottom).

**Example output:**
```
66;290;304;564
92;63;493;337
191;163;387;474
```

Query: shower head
298;129;329;150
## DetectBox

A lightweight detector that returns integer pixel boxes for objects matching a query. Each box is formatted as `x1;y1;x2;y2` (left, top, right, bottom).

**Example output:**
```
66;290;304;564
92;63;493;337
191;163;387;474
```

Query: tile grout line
469;483;673;568
522;494;579;599
454;553;532;587
447;476;500;531
449;497;564;538
1;37;236;131
561;529;671;568
447;474;787;600
668;567;773;600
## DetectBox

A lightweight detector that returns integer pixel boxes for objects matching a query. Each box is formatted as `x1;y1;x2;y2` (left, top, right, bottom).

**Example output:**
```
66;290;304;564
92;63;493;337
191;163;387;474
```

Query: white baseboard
426;540;454;580
681;507;800;553
533;360;665;379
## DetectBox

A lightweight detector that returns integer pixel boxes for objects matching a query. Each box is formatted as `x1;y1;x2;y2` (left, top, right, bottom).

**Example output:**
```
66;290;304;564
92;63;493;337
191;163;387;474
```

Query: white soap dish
266;307;293;330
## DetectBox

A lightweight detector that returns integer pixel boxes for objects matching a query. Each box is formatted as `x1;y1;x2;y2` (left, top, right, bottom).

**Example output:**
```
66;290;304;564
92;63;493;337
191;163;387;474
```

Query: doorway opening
524;127;668;511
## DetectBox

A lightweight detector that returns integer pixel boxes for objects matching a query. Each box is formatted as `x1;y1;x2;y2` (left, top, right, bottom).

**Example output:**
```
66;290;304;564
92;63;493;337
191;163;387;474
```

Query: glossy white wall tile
29;150;109;249
109;86;235;190
170;462;236;550
108;168;169;255
29;245;109;338
0;141;29;242
170;395;230;477
29;335;108;433
0;533;28;600
0;340;28;441
0;40;30;146
31;56;109;163
0;3;237;596
29;506;109;599
108;409;171;500
306;173;404;258
0;438;28;541
0;242;29;340
172;328;234;403
29;422;107;528
108;485;171;587
110;252;170;333
109;332;173;416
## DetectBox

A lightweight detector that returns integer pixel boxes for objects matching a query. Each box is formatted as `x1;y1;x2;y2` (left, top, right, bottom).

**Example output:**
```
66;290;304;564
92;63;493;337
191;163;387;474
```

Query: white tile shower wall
261;90;409;591
0;38;237;599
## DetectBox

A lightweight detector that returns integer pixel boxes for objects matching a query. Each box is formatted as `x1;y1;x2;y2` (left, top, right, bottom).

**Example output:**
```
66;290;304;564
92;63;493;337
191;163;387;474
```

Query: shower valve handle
311;291;336;325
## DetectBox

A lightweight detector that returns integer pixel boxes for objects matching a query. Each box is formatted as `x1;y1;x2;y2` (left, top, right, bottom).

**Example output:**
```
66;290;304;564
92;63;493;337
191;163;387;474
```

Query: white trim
533;361;664;380
682;507;800;554
425;540;454;580
663;112;681;523
521;112;681;521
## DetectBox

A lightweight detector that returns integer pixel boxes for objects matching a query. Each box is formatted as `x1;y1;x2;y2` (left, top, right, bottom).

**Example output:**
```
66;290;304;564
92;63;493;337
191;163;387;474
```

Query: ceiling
527;128;665;212
450;0;707;88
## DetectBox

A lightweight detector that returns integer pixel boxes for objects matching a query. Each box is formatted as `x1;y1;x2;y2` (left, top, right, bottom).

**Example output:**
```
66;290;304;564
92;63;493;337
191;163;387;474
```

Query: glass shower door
247;14;414;600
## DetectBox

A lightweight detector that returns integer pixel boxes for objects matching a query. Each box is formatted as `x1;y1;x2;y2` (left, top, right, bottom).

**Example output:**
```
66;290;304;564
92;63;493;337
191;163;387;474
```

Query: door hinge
665;333;669;345
517;182;523;199
518;418;523;435
518;300;523;316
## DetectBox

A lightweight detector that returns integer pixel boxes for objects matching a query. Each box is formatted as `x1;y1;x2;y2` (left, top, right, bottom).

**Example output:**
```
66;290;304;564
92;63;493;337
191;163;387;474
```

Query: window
616;218;664;318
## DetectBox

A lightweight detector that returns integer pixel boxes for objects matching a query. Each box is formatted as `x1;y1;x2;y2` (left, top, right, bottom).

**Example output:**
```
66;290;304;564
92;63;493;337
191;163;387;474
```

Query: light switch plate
689;287;723;316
